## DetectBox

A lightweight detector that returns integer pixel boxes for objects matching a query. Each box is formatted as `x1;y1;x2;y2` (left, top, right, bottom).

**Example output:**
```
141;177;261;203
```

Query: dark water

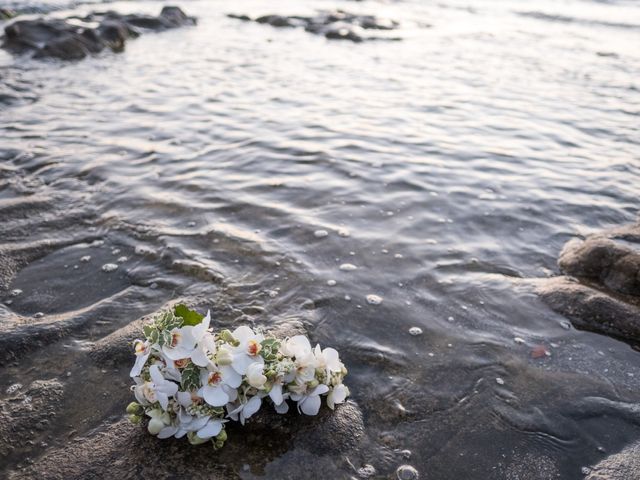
1;0;639;478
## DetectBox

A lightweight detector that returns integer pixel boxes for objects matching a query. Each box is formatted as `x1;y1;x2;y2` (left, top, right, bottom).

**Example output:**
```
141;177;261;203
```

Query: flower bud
308;379;319;389
126;402;143;415
147;418;164;435
219;330;239;347
216;346;233;366
216;429;228;442
128;414;142;424
213;440;225;450
187;432;208;445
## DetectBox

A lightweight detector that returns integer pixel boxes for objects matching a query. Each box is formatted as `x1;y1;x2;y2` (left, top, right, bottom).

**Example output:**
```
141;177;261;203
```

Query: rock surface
229;10;399;42
0;379;65;458
7;306;364;479
539;223;640;344
1;6;196;60
13;399;363;480
585;441;640;480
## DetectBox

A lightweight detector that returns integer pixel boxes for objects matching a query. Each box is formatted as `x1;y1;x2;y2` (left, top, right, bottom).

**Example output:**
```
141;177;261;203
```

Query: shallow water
1;0;639;478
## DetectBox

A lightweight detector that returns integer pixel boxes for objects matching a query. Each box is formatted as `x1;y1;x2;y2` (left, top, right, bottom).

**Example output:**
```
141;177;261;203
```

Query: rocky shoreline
1;6;196;60
228;10;401;43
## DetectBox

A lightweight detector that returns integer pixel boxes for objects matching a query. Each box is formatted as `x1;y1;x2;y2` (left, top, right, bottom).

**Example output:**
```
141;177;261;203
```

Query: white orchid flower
326;384;349;410
161;326;197;360
291;384;330;416
247;362;267;390
313;344;342;376
226;394;263;425
281;335;312;358
156;391;209;439
269;382;291;414
130;339;151;377
157;354;182;383
229;326;265;375
282;336;317;382
162;311;211;361
189;311;216;367
198;365;242;407
146;408;172;435
134;364;178;410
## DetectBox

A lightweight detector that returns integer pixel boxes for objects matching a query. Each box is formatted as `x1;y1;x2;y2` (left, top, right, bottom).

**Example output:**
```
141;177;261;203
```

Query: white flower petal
242;395;262;420
192;311;211;340
190;416;210;431
130;353;150;378
190;346;209;367
231;351;260;375
269;383;283;405
223;384;238;402
274;400;289;414
197;420;223;439
314;384;330;396
332;384;348;404
322;348;341;371
221;365;242;388
232;325;255;343
158;425;178;439
202;386;229;407
149;365;164;384
163;345;195;360
288;335;311;357
299;395;322;416
176;391;192;407
157;392;169;410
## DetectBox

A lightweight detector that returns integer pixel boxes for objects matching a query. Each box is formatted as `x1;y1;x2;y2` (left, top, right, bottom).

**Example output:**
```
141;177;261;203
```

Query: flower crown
126;305;349;448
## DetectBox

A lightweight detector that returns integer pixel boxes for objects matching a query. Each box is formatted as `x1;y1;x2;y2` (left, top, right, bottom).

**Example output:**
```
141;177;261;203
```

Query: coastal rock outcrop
1;6;196;60
228;10;399;42
539;223;640;344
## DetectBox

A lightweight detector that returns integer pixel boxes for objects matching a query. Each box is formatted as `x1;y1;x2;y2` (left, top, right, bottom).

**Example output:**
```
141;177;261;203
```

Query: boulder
559;236;640;296
1;6;196;60
228;9;399;42
539;223;640;344
538;277;640;343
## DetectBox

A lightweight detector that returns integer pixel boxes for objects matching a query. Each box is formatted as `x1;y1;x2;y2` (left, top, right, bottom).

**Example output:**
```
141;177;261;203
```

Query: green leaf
181;362;201;391
143;325;154;340
174;304;204;327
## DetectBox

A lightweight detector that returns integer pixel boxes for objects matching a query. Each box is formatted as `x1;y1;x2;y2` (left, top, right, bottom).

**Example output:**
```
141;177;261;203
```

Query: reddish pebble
531;345;550;359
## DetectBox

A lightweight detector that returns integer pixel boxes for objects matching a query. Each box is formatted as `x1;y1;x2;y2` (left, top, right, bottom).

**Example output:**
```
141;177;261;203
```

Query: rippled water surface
1;0;640;478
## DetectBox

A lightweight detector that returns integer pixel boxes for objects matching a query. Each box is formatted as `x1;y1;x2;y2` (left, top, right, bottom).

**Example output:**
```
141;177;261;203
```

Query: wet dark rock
539;223;640;344
539;277;640;342
1;6;196;60
585;441;640;480
14;397;363;480
228;9;399;42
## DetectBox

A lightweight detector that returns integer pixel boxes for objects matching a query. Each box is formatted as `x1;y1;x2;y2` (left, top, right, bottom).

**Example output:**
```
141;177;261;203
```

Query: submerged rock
539;223;640;344
229;10;400;42
1;6;196;60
